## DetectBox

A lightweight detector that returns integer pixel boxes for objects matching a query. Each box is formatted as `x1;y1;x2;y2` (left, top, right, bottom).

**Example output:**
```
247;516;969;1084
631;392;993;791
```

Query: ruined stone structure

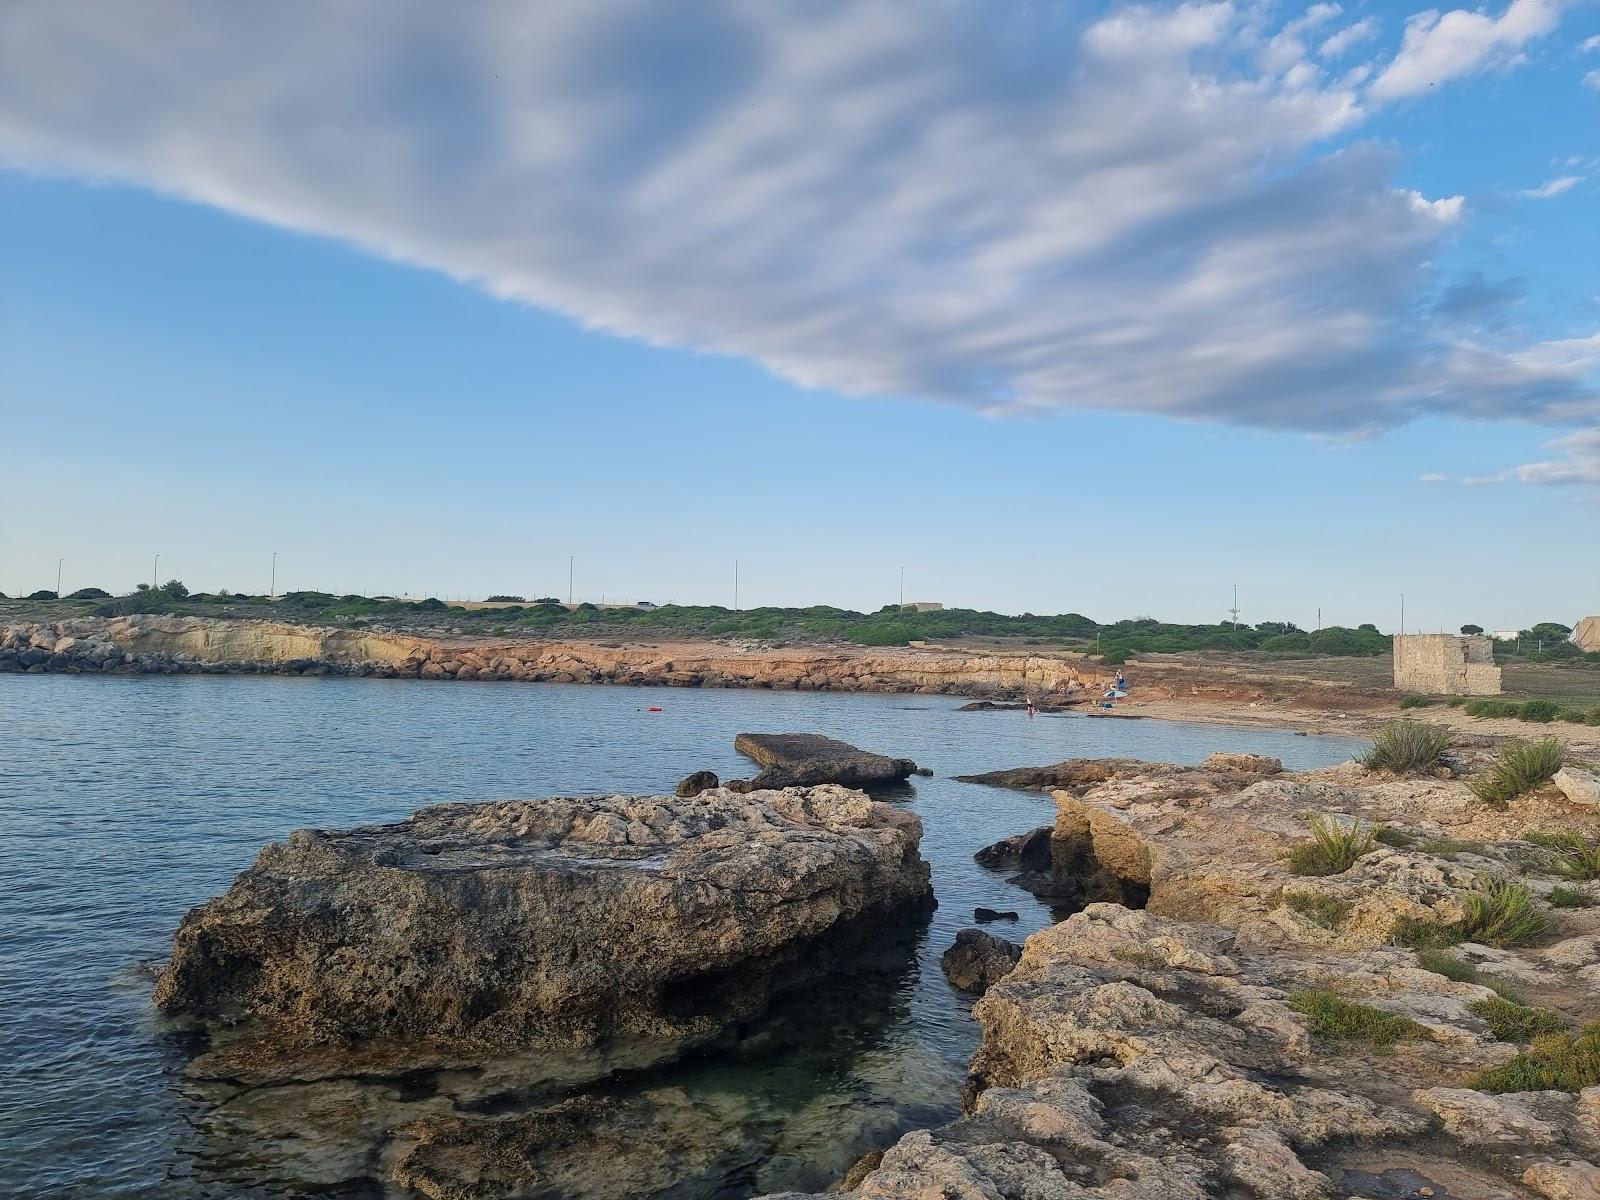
1392;633;1502;696
1575;616;1600;653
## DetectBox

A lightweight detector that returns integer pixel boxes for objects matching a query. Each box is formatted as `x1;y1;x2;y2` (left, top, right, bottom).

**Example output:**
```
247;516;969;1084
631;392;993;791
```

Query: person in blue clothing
1115;668;1127;691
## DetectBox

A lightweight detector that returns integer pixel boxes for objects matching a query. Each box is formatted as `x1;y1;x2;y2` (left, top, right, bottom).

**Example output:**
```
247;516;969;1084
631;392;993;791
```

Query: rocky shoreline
769;741;1600;1200
0;614;1108;698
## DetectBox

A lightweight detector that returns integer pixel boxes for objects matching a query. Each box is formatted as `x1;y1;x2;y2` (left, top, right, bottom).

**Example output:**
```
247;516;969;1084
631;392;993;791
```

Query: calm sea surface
0;674;1365;1198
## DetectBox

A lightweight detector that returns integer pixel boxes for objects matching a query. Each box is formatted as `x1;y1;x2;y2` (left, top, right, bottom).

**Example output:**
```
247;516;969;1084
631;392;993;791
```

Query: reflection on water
0;673;1364;1197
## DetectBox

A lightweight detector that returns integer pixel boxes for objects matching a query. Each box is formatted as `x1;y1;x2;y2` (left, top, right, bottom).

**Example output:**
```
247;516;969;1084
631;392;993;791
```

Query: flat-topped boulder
155;785;932;1061
732;732;923;789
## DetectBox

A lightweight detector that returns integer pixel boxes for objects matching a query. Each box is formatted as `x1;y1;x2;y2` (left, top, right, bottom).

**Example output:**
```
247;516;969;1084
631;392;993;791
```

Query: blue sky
2;1;1597;631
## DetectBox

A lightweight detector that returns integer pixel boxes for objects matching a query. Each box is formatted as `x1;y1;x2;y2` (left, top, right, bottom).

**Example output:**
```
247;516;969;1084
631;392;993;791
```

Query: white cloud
1514;429;1600;484
0;0;1593;440
1519;175;1584;197
1320;18;1379;59
1370;0;1567;100
1586;68;1600;90
1462;472;1510;486
1581;35;1600;52
1419;472;1451;483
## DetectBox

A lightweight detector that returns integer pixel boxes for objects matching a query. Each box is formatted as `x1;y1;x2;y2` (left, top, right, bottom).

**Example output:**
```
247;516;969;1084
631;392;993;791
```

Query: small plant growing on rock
1360;721;1453;773
1393;878;1551;950
1413;949;1526;1003
1470;739;1566;809
1548;884;1595;909
1467;996;1565;1043
1476;1023;1600;1093
1525;830;1600;881
1286;815;1376;877
1288;989;1428;1049
1283;892;1353;930
1459;878;1552;948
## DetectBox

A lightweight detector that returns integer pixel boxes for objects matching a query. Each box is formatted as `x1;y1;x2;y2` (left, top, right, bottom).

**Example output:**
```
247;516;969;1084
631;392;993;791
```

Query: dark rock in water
154;786;932;1067
973;907;1019;923
733;732;921;790
675;769;720;798
940;929;1021;993
954;757;1143;791
956;700;1024;712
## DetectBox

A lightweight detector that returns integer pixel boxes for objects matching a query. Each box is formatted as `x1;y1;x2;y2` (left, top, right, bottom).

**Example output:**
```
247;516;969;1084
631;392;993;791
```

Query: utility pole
734;560;740;612
153;554;160;591
1400;594;1405;636
568;556;574;605
56;558;62;597
271;551;277;599
1229;584;1240;630
1317;607;1322;632
899;566;904;608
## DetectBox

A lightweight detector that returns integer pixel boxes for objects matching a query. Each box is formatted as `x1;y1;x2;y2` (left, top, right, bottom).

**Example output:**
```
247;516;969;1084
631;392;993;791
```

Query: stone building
1392;634;1502;696
1575;616;1600;653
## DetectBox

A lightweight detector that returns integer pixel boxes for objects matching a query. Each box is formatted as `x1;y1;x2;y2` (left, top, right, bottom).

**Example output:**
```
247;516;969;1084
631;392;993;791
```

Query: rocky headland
0;614;1108;698
767;738;1600;1200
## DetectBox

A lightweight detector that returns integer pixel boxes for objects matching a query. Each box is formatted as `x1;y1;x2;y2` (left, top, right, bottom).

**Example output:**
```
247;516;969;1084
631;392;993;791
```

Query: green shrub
1470;739;1565;809
1360;721;1453;773
1525;830;1600;881
1549;884;1595;909
1414;948;1526;1002
1459;879;1552;947
1399;695;1441;709
1416;836;1489;858
65;587;110;600
1393;878;1550;950
1286;815;1376;877
1283;892;1353;930
1476;1024;1600;1093
26;589;57;600
1288;989;1427;1048
1468;996;1565;1042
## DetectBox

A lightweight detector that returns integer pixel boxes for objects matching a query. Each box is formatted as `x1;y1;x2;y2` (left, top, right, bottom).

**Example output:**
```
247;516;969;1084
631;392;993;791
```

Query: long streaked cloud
0;0;1595;440
1520;175;1584;197
1514;429;1600;484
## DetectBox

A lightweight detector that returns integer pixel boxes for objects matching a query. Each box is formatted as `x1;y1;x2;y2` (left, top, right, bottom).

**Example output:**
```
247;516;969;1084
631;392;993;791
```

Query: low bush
1286;815;1376;877
1360;721;1453;773
1392;878;1551;950
1459;878;1552;947
1549;884;1596;909
1476;1024;1600;1093
1283;892;1353;930
1414;948;1525;1002
26;589;57;600
1470;739;1566;809
1417;836;1489;858
65;587;110;600
1468;996;1565;1042
1399;695;1442;709
1287;989;1427;1048
1525;830;1600;881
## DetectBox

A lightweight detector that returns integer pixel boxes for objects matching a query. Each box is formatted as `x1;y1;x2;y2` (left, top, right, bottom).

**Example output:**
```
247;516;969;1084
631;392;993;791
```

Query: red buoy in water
647;706;663;712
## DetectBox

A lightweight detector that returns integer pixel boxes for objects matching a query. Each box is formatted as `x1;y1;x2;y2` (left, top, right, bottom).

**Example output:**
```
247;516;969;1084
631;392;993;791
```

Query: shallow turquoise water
0;674;1365;1197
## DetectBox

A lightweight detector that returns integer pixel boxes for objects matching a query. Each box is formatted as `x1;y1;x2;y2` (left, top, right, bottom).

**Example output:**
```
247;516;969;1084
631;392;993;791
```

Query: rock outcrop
0;615;1111;697
156;785;932;1064
731;733;922;790
674;769;719;798
940;929;1022;994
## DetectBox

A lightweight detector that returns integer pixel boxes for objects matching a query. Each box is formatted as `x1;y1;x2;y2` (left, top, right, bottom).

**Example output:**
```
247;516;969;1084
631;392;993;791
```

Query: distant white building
902;601;944;612
1491;631;1520;642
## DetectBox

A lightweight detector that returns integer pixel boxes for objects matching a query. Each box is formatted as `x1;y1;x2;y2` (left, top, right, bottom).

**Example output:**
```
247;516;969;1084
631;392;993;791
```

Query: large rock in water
733;732;922;789
154;785;931;1059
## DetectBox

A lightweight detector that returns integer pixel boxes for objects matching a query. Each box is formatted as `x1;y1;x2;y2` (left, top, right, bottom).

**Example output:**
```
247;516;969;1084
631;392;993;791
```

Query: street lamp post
568;556;574;606
734;559;740;612
56;558;62;597
271;552;277;599
899;566;904;608
153;554;160;591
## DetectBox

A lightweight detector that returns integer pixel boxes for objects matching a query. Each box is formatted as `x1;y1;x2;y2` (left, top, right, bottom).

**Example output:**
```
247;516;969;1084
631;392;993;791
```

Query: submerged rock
973;907;1018;923
732;732;922;790
940;930;1021;994
155;785;932;1063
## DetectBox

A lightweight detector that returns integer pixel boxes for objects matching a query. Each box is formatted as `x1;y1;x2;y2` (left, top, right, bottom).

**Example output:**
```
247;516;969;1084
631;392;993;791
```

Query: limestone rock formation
155;785;931;1063
940;929;1022;994
674;769;719;798
732;733;921;790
